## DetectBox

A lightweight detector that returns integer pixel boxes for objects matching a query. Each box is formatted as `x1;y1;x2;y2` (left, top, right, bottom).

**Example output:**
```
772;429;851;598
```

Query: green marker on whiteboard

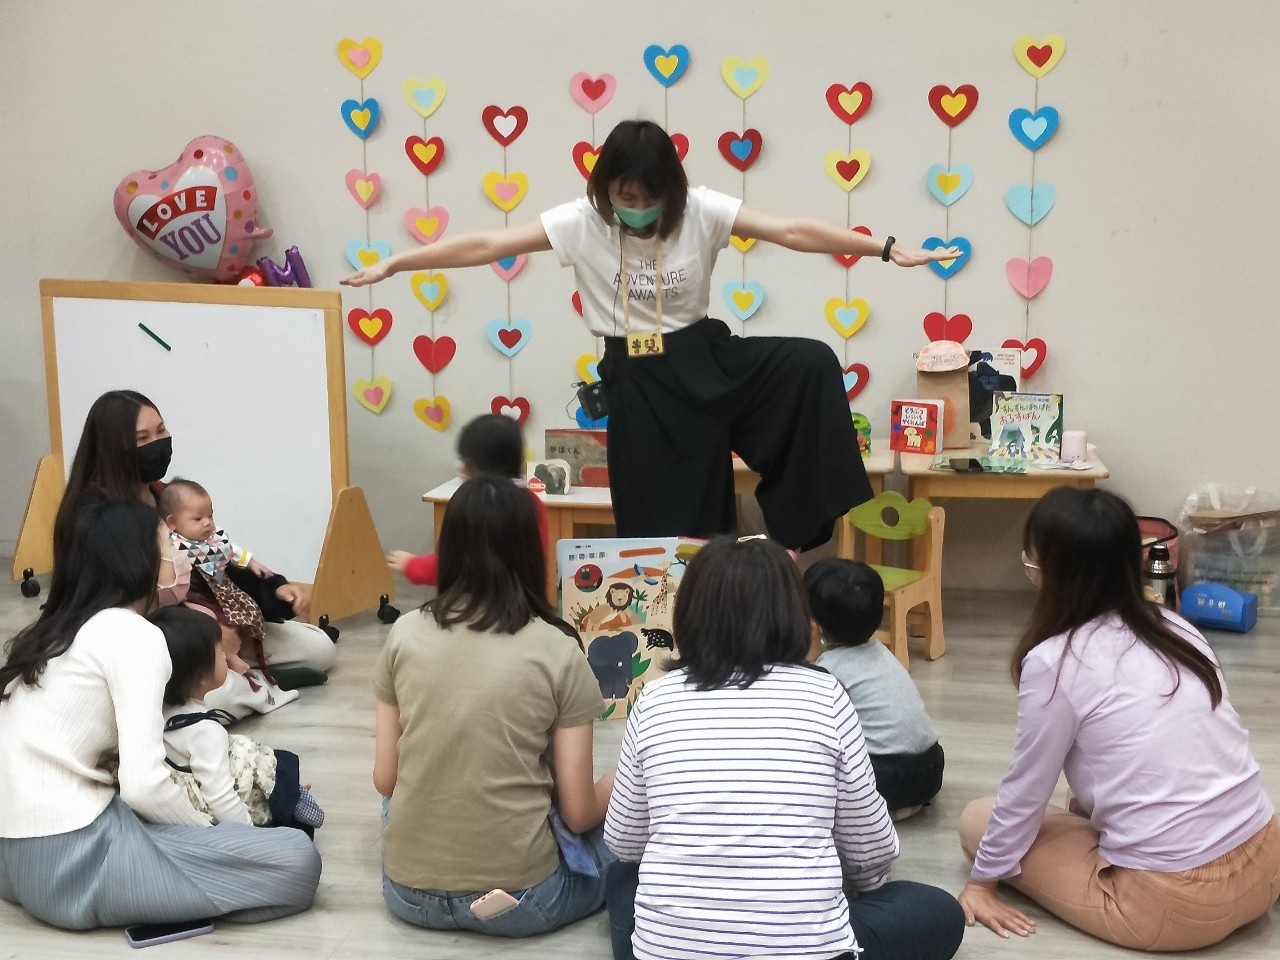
137;323;171;351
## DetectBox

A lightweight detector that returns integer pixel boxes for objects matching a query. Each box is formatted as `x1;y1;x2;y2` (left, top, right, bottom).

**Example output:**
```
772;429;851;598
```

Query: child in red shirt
387;414;548;585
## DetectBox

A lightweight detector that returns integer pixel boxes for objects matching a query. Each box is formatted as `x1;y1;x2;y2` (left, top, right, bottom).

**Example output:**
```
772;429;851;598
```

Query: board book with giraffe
557;537;703;718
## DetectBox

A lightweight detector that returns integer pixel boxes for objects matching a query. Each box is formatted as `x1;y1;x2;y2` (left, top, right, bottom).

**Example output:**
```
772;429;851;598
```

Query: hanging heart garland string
337;35;395;416
1006;35;1066;380
720;55;770;331
923;83;979;343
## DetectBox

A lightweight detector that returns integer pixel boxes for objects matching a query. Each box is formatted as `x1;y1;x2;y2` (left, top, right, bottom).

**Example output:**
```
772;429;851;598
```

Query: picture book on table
556;537;704;718
988;392;1063;461
889;399;944;455
968;348;1022;439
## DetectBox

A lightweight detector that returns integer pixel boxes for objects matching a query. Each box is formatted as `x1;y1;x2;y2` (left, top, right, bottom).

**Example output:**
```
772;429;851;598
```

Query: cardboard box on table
545;429;610;487
914;340;971;450
558;537;704;718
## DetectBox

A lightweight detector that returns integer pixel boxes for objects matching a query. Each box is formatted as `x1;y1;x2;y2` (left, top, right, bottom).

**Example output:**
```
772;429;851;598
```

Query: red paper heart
481;105;528;146
928;84;979;127
1001;338;1048;379
922;312;973;343
844;363;870;401
581;78;606;101
491;395;531;425
571;291;583;315
717;129;762;172
572;141;601;181
1026;45;1053;68
412;335;456;374
347;307;392;346
825;82;873;124
835;158;861;181
670;133;690;162
498;327;523;350
405;135;445;176
832;225;873;268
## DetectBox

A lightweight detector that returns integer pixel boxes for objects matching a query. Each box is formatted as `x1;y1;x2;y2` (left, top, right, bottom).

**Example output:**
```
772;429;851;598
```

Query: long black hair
53;390;158;563
670;536;812;690
1013;487;1222;707
429;475;575;640
2;499;161;697
586;119;689;239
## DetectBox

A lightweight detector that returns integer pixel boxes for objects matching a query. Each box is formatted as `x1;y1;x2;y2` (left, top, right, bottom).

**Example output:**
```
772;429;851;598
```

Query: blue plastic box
1180;582;1258;634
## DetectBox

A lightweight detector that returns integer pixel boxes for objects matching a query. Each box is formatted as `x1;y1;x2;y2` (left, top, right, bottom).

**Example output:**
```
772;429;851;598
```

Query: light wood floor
1;582;1276;959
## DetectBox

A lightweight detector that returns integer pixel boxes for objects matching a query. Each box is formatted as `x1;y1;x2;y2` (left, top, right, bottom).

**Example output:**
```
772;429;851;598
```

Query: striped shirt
604;664;897;960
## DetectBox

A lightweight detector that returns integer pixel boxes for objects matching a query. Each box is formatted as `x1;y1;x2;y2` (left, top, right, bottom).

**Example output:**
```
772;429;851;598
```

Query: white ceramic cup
1061;429;1087;463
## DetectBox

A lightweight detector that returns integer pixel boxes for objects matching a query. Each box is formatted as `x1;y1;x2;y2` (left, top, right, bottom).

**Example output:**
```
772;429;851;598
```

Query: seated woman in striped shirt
603;535;965;960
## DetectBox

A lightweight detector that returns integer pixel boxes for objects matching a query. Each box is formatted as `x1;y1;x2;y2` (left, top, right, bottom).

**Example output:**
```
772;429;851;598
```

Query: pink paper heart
1001;338;1048;379
403;206;449;244
345;169;381;209
491;254;528;281
362;385;384;406
347;48;371;69
494;181;519;203
569;72;616;113
1006;256;1053;298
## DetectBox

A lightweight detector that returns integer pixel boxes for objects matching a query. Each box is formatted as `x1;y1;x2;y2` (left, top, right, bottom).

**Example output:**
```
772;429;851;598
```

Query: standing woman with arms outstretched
0;500;321;930
958;487;1279;950
344;119;956;550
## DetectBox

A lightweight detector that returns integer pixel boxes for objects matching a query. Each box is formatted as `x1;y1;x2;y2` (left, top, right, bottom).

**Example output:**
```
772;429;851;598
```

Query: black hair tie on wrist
881;236;896;261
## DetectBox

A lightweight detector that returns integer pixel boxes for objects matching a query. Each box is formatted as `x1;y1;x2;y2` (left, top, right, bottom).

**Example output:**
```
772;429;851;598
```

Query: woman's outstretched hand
340;260;393;287
958;879;1037;939
891;244;961;268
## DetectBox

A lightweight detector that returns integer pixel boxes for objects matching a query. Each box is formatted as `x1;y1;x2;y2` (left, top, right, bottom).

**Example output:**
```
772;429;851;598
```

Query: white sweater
163;700;253;825
0;607;211;837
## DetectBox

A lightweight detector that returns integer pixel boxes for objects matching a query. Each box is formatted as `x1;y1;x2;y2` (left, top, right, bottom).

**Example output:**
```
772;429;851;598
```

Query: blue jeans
381;798;615;938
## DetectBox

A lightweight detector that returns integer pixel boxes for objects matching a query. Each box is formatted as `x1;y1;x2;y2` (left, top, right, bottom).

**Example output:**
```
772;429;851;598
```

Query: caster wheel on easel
20;568;41;599
377;594;400;624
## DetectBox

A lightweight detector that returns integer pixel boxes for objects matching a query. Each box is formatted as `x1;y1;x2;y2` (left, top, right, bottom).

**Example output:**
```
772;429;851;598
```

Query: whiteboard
45;282;345;582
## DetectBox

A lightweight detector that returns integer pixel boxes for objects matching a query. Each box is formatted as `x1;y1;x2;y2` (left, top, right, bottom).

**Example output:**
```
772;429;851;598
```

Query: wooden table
898;441;1109;501
424;445;893;603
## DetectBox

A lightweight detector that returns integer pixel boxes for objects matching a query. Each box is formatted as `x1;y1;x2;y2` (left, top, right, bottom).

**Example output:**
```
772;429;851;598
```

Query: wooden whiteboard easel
12;279;393;624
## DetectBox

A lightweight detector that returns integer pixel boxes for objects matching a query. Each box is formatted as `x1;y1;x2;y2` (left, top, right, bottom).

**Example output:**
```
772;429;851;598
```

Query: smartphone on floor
469;888;520;919
124;918;215;948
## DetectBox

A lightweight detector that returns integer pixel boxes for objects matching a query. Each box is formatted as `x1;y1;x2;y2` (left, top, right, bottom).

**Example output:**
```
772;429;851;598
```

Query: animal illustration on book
989;392;1063;460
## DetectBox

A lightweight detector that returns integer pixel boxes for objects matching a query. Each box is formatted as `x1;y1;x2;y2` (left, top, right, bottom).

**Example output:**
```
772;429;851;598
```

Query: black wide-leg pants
599;317;872;550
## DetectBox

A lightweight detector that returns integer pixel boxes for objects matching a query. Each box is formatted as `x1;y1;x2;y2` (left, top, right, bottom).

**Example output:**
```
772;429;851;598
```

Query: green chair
839;491;945;667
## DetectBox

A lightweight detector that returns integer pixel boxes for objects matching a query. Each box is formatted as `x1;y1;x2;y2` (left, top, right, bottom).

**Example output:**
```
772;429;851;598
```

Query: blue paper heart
1008;106;1059;151
345;240;392;272
925;164;974;206
730;138;754;162
733;66;758;90
722;281;765;321
1005;184;1057;225
411;88;436;112
486;317;533;357
575;406;609;429
922;237;972;279
842;369;860;394
340;97;381;140
495;255;518;272
642;44;690;87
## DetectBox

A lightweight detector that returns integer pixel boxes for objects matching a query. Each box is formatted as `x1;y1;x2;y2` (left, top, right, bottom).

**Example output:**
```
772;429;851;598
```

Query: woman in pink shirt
958;487;1279;950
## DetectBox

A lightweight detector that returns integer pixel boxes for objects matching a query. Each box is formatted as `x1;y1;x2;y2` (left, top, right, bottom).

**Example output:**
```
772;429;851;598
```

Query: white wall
3;0;1277;589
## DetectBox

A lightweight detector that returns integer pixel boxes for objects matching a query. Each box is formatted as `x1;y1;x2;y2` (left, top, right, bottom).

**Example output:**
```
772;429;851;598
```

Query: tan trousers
959;798;1280;951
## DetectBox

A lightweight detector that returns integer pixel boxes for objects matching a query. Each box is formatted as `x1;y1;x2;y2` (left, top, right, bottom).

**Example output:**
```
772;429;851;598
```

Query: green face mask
614;203;663;229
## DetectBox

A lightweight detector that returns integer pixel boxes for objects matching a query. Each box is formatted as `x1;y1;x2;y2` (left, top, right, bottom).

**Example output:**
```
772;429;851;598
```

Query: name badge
625;331;665;357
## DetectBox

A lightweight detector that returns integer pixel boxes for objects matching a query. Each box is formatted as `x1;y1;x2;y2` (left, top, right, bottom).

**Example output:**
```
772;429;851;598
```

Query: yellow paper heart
337;38;383;79
414;396;452;432
413;143;438;168
824;298;870;338
357;315;383;339
731;290;756;312
655;55;679;78
403;77;447;119
721;56;770;99
481;172;530;212
352;376;392;414
823;149;872;191
575;353;600;384
409;271;448;311
937;172;962;194
838;90;863;115
350;108;372;131
356;247;382;267
940;93;967;118
1014;34;1066;78
580;151;599;175
729;235;756;253
415;215;440;238
355;179;376;202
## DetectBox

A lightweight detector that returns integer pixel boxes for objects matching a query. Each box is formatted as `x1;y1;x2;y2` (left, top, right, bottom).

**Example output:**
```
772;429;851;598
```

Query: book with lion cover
557;538;703;718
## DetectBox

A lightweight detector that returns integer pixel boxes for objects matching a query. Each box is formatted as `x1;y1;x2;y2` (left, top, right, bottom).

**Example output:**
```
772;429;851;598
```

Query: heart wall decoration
486;318;532;357
347;307;392;346
644;44;690;87
825;83;873;125
352;376;392;414
843;364;870;401
492;396;531;425
570;73;616;114
414;396;452;432
1002;338;1047;379
922;313;973;343
1006;257;1053;299
482;105;528;146
114;136;272;281
928;84;979;127
1014;35;1066;78
337;38;382;78
718;129;763;172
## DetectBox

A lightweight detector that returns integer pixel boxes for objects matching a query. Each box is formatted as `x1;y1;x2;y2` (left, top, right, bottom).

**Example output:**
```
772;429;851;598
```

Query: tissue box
1180;582;1258;633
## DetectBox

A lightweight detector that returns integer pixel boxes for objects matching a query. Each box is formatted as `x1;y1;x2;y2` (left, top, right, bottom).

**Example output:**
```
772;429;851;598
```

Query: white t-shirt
540;186;742;337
